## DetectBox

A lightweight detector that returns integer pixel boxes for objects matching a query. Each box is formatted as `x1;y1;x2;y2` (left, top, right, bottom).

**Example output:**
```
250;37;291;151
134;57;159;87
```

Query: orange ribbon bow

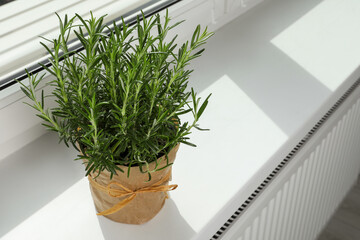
88;170;177;216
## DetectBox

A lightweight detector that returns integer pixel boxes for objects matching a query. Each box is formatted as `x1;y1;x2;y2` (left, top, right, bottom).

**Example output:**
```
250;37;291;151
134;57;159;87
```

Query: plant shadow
97;199;196;240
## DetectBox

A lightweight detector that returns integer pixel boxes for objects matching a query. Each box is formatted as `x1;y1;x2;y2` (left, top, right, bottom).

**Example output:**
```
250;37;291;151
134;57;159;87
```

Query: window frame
0;0;181;91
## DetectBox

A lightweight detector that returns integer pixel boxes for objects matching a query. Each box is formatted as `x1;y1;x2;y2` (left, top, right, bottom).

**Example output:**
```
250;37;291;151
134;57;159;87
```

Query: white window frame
0;0;179;91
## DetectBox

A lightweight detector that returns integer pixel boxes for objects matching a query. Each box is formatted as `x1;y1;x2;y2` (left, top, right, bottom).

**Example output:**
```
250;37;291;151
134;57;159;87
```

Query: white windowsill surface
1;0;360;239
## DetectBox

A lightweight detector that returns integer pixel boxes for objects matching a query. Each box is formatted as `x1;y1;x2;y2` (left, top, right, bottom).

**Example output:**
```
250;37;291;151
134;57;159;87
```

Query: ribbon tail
96;194;136;216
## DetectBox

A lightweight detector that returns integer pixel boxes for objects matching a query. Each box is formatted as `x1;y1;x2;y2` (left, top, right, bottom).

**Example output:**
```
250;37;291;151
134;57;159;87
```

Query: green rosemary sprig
19;11;213;179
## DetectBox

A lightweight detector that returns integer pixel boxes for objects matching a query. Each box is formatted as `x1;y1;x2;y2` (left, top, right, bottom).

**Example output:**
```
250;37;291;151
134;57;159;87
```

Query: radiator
214;79;360;240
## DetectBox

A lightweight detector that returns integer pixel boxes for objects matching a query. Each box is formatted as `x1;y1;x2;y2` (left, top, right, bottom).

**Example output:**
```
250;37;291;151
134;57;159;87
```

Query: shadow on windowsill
97;199;196;240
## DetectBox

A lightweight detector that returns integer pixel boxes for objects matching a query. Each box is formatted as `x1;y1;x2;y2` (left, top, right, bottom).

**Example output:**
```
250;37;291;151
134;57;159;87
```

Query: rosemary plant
19;11;213;179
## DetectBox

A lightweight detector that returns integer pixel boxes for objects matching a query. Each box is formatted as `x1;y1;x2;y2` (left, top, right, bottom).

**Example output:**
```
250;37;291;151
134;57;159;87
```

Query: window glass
0;0;15;6
0;0;178;91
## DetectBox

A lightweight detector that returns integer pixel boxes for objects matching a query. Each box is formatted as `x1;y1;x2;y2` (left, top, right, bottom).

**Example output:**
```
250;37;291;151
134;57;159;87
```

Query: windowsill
1;0;360;239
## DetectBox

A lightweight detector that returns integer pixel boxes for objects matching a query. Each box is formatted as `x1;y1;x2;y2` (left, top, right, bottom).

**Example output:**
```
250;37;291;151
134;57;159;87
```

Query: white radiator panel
221;91;360;240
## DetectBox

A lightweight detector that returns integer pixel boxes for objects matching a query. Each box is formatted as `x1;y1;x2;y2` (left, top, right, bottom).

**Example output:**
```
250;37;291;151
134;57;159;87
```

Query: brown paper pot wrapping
86;144;180;224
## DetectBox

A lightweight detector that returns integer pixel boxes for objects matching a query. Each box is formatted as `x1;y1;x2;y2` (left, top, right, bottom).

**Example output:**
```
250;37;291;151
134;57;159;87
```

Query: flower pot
86;144;180;224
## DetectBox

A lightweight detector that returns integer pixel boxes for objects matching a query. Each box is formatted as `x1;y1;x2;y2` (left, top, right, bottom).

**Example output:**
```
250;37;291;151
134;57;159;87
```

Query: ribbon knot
88;170;177;216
